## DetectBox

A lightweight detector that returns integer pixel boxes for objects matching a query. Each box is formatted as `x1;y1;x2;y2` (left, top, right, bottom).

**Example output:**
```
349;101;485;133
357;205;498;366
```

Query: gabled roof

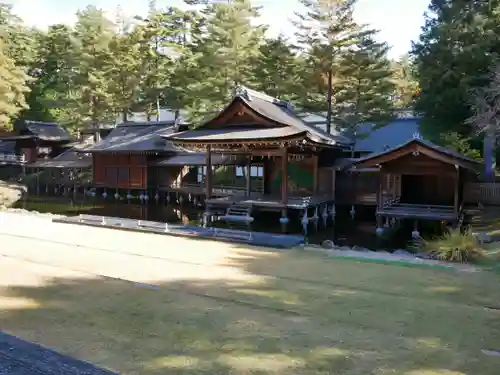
165;86;353;148
28;137;94;168
0;140;15;154
15;121;72;143
82;121;187;153
351;137;482;172
354;117;421;153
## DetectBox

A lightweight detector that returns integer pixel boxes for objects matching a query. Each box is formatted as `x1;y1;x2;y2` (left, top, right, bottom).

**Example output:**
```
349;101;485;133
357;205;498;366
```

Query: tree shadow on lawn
1;246;500;375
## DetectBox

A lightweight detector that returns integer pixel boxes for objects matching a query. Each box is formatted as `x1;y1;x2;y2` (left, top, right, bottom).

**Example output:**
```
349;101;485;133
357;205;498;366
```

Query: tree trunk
326;69;333;135
484;124;496;181
122;109;128;123
92;95;100;143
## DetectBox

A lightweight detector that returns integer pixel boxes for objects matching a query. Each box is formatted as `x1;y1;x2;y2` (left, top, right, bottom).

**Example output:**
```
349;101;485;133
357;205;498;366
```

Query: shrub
419;228;485;263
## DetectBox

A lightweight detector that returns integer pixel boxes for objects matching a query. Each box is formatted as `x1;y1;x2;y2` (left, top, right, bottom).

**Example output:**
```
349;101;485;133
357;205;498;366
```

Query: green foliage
420;229;485;263
440;132;483;161
4;0;408;131
390;54;418;109
412;0;500;140
0;39;30;129
293;0;394;130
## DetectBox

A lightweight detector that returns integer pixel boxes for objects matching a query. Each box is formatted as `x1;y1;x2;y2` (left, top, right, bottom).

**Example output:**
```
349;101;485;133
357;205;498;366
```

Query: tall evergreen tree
293;0;359;133
66;6;116;130
412;0;500;139
338;28;395;128
0;40;29;130
391;54;418;109
251;35;301;103
180;0;265;119
20;25;75;123
108;12;142;122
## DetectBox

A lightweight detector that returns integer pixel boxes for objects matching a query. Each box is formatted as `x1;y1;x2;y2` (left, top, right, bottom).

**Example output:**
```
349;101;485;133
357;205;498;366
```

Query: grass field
1;239;500;375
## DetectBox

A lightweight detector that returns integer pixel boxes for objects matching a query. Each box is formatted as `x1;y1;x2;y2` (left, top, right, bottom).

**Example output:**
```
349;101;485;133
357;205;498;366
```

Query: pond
13;195;423;250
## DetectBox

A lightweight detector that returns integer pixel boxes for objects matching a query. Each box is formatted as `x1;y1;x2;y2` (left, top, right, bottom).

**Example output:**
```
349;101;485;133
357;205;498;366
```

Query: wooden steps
219;204;254;224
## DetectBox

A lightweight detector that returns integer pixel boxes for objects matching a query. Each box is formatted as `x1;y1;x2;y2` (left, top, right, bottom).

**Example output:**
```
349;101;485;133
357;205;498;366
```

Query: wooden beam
206;145;213;199
246;156;251;196
454;166;459;214
281;147;288;204
312;154;319;194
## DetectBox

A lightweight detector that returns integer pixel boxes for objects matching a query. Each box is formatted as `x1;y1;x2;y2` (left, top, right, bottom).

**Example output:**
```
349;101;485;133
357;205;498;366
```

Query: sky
10;0;429;58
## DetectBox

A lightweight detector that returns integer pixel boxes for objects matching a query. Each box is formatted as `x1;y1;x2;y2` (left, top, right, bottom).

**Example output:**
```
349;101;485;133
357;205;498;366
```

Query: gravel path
0;332;116;375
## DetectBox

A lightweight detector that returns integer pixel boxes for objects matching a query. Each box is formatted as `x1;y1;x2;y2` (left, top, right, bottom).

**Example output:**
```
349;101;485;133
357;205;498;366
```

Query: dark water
14;195;423;250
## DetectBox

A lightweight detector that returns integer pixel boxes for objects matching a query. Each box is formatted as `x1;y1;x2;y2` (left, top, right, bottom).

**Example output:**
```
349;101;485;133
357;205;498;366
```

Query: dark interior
400;174;454;206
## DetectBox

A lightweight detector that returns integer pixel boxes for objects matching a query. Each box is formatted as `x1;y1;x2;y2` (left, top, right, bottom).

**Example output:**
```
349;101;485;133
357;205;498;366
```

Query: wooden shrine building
350;137;481;230
165;86;352;223
0;121;72;163
80;121;186;195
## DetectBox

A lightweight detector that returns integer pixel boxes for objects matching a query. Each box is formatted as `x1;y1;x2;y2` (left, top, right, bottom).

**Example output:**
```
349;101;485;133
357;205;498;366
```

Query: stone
321;240;335;249
393;249;412;256
351;245;371;252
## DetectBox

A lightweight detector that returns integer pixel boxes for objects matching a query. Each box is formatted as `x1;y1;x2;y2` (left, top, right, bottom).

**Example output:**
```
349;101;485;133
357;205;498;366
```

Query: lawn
1;242;500;375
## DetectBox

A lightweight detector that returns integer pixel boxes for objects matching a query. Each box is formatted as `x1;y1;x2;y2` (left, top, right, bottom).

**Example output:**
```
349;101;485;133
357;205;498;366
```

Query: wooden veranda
351;137;482;234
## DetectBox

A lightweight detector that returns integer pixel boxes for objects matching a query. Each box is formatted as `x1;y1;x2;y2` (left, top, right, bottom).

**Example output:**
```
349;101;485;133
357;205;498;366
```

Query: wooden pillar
377;171;384;208
312;154;319;194
454;167;460;214
281;147;288;204
331;168;336;198
206;145;213;199
245;156;251;196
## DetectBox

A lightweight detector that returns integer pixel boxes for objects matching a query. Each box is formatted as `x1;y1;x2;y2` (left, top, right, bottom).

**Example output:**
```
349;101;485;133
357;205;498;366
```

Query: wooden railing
0;153;26;164
464;182;500;205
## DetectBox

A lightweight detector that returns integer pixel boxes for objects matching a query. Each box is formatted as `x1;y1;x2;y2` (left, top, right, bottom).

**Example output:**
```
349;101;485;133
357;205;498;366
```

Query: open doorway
400;174;454;205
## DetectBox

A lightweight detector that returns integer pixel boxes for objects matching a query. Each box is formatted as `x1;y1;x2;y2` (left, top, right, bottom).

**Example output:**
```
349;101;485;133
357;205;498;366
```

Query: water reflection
15;196;417;250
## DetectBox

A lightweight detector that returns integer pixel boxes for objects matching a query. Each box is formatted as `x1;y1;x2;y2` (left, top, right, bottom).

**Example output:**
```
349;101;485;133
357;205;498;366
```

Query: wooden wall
93;154;148;189
265;157;314;196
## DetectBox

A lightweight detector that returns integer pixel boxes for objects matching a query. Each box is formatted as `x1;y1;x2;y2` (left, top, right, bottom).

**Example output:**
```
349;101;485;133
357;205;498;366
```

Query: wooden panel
204;100;275;129
318;167;333;195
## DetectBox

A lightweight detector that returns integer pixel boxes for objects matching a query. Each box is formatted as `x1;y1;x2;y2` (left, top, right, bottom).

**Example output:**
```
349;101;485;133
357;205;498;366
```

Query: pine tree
251;35;301;103
20;25;75;123
134;7;189;121
180;0;265;119
67;6;116;130
391;54;418;109
108;11;142;122
337;28;395;128
413;0;500;138
0;40;29;130
293;0;359;133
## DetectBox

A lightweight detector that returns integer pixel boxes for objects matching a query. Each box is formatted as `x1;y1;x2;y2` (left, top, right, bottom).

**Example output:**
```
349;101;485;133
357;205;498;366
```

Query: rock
351;245;371;252
415;252;431;259
321;240;335;249
393;249;412;256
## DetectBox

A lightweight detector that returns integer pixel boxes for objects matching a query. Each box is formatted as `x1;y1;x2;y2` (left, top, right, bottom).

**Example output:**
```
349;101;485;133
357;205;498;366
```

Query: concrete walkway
0;332;116;375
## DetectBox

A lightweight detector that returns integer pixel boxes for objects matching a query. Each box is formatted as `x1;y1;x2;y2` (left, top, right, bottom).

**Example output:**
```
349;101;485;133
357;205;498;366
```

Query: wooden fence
464;182;500;205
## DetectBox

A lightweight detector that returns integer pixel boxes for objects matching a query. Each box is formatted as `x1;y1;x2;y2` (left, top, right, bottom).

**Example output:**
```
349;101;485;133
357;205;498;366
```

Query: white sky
9;0;429;58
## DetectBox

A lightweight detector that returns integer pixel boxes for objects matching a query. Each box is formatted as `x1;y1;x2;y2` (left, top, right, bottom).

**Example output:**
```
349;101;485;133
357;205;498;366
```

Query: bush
419;228;485;263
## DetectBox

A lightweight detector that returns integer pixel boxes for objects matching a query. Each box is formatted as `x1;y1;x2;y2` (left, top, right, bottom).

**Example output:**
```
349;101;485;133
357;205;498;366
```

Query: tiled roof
28;138;94;168
354;117;421;153
166;86;353;147
166;126;306;143
152;153;244;166
82;121;186;153
16;121;72;142
352;137;482;171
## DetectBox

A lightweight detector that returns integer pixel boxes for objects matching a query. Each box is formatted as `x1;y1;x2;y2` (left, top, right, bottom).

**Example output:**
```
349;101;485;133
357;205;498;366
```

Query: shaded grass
1;247;500;375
